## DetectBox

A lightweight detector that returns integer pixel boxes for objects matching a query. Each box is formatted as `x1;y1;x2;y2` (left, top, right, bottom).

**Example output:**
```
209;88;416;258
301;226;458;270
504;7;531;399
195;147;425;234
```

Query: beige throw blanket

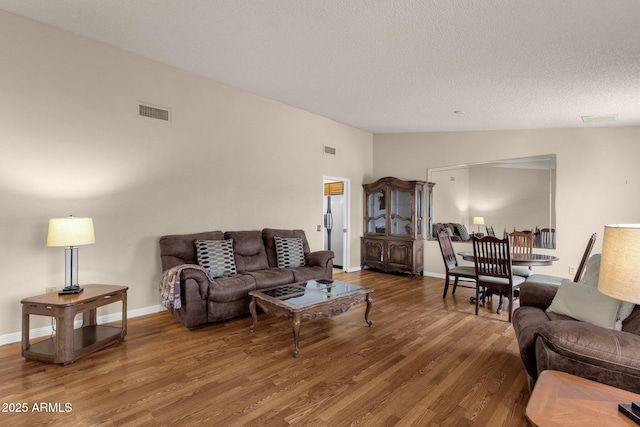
161;264;212;310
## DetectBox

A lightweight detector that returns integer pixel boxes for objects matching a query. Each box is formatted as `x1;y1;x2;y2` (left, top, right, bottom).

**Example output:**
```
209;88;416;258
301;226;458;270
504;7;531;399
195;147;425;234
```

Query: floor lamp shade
598;224;640;305
47;216;95;293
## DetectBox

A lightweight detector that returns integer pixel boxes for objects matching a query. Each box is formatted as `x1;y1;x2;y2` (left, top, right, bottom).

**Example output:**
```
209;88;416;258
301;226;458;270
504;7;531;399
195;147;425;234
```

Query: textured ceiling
1;0;640;133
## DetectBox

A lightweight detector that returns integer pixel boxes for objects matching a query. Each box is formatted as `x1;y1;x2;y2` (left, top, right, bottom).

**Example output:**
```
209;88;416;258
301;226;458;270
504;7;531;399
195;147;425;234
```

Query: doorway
322;177;350;271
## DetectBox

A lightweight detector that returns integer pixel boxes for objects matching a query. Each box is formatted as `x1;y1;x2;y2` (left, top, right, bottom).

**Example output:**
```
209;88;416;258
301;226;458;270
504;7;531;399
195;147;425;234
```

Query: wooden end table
22;284;128;364
525;370;640;426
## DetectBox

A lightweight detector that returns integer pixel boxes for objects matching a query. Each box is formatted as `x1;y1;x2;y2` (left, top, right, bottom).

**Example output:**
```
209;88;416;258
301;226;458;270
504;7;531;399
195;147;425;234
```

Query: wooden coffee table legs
249;292;373;358
292;314;302;358
364;293;373;327
249;297;258;333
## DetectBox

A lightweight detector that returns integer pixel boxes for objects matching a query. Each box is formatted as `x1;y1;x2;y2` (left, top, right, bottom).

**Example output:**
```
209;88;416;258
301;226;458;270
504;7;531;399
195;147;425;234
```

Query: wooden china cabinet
361;177;426;277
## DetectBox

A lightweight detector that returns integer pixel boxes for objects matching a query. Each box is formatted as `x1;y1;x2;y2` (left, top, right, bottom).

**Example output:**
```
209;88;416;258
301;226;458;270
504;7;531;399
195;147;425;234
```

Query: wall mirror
427;154;556;248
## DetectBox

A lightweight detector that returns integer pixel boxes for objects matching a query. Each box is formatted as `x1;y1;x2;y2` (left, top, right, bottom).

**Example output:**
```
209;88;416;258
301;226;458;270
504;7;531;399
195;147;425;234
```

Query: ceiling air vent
323;145;336;155
138;103;170;121
581;114;618;124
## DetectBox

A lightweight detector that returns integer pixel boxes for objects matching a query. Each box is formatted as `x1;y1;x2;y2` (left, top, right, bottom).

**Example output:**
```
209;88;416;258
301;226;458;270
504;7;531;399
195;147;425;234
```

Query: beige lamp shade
47;216;95;247
473;217;485;225
598;224;640;304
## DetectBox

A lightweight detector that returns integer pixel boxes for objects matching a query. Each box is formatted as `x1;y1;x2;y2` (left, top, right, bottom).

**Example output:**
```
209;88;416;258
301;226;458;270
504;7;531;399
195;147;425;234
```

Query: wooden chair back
486;225;495;237
573;233;597;282
472;235;513;280
437;231;459;271
540;228;556;248
508;231;533;255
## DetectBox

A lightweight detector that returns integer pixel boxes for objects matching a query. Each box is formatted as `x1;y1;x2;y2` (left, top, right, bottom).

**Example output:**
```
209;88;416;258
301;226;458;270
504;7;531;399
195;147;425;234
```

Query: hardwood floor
0;271;530;426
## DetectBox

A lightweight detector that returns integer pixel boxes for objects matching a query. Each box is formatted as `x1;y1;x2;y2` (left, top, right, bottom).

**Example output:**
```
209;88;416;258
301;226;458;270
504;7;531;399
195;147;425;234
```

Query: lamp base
619;402;640;425
58;285;84;295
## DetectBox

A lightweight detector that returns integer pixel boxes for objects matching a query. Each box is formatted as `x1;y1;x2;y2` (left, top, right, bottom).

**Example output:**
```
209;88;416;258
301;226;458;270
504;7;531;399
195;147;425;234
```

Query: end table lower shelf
22;284;128;365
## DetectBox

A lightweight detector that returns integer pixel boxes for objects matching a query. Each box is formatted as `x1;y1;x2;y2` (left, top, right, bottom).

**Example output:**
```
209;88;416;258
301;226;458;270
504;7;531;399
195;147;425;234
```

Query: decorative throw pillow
547;279;621;329
456;224;470;241
194;239;237;278
567;254;635;330
444;227;454;237
274;236;306;268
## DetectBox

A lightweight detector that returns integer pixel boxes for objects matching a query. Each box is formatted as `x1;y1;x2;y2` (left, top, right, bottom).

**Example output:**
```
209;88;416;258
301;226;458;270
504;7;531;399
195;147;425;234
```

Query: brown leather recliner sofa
432;222;472;241
512;277;640;393
159;228;334;328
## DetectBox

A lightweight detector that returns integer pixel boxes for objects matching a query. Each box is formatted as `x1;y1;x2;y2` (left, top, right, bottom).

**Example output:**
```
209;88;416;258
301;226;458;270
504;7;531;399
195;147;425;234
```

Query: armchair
513;255;640;393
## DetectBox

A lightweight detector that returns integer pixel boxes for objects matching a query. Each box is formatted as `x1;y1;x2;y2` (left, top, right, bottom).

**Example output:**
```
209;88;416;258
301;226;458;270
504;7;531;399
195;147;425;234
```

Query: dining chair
507;231;535;277
508;231;533;255
437;231;476;298
540;228;556;249
472;235;525;322
485;225;495;237
525;233;597;286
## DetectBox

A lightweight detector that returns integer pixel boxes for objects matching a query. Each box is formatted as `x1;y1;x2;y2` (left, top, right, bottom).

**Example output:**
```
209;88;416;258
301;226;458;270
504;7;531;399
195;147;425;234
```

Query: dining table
457;251;559;267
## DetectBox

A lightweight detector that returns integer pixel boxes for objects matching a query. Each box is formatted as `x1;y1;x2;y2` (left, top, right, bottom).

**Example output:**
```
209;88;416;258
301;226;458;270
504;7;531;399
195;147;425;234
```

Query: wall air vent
581;114;618;124
138;103;170;121
323;145;336;155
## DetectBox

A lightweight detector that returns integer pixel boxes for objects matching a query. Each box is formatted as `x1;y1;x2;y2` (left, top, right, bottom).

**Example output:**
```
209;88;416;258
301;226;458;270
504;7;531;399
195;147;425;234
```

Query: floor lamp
47;215;95;295
597;224;640;424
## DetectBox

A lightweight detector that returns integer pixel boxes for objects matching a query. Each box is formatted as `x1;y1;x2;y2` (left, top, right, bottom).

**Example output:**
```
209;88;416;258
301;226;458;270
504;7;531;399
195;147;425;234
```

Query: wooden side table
22;284;128;364
526;370;640;426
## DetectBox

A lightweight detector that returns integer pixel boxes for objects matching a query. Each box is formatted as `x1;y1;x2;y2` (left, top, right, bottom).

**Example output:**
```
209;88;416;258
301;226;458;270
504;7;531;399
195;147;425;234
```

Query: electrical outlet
45;286;56;293
568;266;577;275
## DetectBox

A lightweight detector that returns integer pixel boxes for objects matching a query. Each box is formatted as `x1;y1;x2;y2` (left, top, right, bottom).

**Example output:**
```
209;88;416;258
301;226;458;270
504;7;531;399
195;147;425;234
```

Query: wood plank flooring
0;271;530;426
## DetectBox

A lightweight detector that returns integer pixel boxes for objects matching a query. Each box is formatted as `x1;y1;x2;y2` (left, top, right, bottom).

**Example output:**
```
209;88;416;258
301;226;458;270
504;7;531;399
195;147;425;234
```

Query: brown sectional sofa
159;228;334;328
513;281;640;393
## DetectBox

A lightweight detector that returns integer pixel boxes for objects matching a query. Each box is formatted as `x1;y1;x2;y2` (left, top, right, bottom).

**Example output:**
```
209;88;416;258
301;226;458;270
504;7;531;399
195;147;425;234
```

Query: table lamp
47;215;95;295
473;217;485;234
597;224;640;424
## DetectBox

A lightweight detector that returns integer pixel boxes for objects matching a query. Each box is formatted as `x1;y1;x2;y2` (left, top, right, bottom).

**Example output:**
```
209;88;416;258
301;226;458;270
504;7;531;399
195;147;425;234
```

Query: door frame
322;176;350;271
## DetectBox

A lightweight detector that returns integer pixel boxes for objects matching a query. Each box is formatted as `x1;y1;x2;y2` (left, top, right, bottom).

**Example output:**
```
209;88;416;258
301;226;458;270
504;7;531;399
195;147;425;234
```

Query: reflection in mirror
427;155;556;248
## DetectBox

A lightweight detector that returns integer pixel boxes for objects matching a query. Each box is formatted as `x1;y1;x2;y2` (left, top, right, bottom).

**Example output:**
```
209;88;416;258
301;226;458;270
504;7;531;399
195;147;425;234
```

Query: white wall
373;128;640;278
0;11;373;338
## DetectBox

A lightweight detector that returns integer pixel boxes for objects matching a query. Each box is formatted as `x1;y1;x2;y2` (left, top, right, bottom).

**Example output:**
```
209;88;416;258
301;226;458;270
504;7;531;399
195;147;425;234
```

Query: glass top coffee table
249;279;373;357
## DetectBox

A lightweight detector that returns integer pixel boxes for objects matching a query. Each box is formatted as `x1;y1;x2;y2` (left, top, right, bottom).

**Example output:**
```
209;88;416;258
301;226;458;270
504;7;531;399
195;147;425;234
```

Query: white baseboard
424;271;444;278
0;304;166;347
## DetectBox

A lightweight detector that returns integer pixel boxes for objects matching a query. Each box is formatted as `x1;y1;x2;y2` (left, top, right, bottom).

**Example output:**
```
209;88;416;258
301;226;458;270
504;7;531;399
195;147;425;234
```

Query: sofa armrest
305;250;335;268
536;320;640;376
180;266;211;300
520;282;559;310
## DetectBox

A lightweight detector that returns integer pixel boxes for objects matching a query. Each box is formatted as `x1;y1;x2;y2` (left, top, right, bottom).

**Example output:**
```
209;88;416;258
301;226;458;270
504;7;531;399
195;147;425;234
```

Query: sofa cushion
249;268;295;289
159;230;224;270
208;274;257;302
274;236;306;268
195;239;237;277
224;230;269;272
